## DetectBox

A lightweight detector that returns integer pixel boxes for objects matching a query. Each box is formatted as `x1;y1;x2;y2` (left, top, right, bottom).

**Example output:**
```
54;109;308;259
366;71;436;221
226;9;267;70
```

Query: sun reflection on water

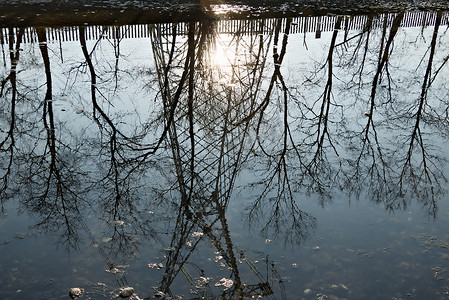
211;40;235;67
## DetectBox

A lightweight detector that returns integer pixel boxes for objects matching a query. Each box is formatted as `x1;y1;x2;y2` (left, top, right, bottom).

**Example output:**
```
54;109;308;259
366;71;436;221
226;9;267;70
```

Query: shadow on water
1;5;449;299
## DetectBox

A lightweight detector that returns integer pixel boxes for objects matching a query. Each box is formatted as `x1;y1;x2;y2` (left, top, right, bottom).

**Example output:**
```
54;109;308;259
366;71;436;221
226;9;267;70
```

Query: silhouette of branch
0;28;23;203
19;28;85;249
343;13;404;203
394;12;445;217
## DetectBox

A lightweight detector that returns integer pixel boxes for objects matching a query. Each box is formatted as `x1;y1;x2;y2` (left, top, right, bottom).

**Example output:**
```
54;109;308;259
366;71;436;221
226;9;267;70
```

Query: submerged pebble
69;287;83;299
119;287;134;298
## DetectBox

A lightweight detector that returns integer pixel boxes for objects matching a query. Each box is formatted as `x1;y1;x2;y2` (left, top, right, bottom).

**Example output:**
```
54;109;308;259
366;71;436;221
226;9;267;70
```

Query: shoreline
1;0;449;27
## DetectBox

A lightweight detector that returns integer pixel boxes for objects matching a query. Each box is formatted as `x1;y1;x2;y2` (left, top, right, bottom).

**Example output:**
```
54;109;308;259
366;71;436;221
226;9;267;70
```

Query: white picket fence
1;11;447;44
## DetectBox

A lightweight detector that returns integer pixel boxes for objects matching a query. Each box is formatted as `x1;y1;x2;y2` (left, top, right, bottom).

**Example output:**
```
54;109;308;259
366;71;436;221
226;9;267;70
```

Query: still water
1;8;449;300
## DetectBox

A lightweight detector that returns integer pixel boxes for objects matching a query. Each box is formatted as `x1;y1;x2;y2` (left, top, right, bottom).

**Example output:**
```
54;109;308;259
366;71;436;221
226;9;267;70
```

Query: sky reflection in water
1;11;449;300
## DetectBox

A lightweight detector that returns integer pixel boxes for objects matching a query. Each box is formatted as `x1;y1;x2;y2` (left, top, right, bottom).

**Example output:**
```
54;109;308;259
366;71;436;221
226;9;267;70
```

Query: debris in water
432;266;447;280
119;287;134;298
192;231;204;237
148;263;164;269
317;293;328;300
215;278;234;290
154;291;165;298
14;232;36;239
69;287;83;299
340;283;349;290
113;220;125;226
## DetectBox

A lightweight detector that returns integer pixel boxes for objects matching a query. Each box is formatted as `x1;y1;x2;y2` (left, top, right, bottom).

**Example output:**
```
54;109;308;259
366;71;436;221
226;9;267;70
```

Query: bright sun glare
211;41;235;67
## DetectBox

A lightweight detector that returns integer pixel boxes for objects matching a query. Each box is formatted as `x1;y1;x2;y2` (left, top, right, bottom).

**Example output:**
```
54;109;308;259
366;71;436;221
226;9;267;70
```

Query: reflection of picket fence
1;11;447;44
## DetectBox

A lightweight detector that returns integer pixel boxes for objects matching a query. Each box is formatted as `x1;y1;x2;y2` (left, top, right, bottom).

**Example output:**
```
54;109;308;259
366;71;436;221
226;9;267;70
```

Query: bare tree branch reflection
343;14;404;203
18;28;84;249
394;12;447;216
149;20;288;298
298;16;344;201
78;27;161;262
0;28;23;205
335;12;449;217
246;18;317;244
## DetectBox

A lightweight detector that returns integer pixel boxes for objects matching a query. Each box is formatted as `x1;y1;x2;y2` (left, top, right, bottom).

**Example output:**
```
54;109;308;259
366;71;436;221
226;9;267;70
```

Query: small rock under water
69;287;83;299
119;287;134;298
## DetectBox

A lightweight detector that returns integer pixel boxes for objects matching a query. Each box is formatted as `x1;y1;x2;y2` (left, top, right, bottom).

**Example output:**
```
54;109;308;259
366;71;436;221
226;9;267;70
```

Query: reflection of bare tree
151;20;246;297
18;28;84;249
247;17;344;232
343;13;404;202
79;26;125;217
309;17;342;164
246;18;317;244
298;16;344;201
395;12;446;216
79;26;140;217
0;28;23;204
149;20;289;298
78;27;160;262
237;13;449;221
337;12;448;217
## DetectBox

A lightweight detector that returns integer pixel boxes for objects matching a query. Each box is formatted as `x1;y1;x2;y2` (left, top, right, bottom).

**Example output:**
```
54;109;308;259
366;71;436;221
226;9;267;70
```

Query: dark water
1;8;449;300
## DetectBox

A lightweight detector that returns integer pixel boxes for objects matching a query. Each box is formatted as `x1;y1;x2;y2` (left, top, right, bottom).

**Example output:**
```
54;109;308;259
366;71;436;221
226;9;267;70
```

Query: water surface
1;9;449;300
